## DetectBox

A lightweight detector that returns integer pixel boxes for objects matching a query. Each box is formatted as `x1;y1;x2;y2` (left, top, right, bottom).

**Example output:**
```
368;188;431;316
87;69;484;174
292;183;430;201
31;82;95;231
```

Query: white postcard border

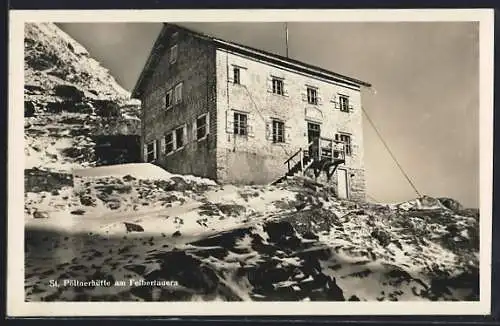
7;8;494;317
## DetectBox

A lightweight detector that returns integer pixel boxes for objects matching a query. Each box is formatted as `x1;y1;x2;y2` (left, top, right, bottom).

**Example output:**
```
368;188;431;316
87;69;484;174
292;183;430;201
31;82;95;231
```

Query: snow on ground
73;163;217;185
25;169;480;302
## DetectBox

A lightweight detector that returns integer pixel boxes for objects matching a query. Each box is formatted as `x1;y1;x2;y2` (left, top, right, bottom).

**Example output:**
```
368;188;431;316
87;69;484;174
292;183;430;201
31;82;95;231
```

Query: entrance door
307;122;321;159
337;168;348;199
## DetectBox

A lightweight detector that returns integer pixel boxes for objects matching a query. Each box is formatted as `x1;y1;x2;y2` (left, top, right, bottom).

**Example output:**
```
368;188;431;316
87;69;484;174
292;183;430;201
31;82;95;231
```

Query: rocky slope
24;22;141;172
25;164;479;302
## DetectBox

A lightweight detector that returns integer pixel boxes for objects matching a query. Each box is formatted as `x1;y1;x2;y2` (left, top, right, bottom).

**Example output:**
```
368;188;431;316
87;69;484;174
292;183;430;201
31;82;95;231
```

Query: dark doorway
307;122;321;159
93;135;141;166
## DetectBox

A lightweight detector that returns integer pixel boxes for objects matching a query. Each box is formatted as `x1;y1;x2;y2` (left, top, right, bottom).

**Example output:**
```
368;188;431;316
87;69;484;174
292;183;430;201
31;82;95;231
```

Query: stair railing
284;141;315;174
284;148;303;173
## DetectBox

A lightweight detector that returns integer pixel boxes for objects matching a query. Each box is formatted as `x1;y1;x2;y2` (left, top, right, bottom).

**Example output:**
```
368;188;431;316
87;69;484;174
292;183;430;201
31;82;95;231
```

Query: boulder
264;221;296;243
169;177;190;192
92;99;121;118
45;101;65;113
53;84;85;101
33;210;49;219
108;201;121;210
302;231;319;240
24;101;36;117
24;84;45;94
80;195;96;207
124;222;144;233
371;228;391;247
438;197;464;212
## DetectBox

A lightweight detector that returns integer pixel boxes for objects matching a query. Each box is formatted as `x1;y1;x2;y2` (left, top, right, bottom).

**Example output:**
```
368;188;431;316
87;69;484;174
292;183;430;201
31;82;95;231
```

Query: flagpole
285;22;289;58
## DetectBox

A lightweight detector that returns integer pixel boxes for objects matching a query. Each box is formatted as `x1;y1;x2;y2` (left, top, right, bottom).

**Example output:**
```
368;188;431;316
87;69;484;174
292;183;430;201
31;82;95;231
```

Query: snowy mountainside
24;23;141;172
24;22;131;101
25;164;479;302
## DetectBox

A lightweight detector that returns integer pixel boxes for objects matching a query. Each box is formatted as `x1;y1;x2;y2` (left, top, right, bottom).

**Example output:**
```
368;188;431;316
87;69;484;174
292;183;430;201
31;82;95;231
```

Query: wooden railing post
330;139;334;160
287;160;290;172
318;138;322;159
300;149;304;173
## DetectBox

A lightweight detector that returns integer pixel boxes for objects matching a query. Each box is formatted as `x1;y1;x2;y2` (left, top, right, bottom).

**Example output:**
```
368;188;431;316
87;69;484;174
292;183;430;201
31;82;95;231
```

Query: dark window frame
233;112;248;136
165;89;173;109
339;95;350;112
165;132;174;154
146;142;156;162
307;87;318;105
272;78;284;95
196;114;208;140
272;120;285;143
337;133;352;156
233;67;241;84
175;126;185;149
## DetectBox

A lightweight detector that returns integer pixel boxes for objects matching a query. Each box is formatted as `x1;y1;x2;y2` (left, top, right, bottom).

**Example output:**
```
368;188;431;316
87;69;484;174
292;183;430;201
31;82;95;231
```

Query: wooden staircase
270;138;346;185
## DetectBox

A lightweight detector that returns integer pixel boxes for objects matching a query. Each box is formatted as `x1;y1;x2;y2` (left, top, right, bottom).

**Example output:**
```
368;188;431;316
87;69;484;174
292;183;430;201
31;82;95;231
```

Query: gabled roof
131;23;371;98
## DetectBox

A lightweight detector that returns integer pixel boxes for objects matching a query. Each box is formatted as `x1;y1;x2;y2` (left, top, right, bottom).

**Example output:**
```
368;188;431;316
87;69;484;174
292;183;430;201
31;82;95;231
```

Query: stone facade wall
138;28;367;200
215;49;366;200
139;27;218;180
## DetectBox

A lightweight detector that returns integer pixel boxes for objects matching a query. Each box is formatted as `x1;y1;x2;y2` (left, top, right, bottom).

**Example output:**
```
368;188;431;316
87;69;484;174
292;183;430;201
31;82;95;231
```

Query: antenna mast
285;22;289;58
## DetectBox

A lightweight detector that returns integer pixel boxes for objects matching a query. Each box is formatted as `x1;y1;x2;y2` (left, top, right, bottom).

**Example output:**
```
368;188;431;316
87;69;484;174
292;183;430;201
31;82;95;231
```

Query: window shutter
301;93;307;101
265;121;272;140
317;94;323;105
143;143;148;162
192;120;197;141
228;68;234;83
247;112;255;137
226;110;234;134
206;113;210;135
285;125;292;144
267;77;273;93
159;137;166;155
349;104;354;112
283;81;289;96
160;90;166;108
240;69;246;85
333;97;340;110
172;130;177;150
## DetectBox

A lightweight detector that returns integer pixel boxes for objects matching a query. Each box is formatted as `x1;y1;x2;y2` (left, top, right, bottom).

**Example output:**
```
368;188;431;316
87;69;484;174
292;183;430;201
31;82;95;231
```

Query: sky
58;22;480;208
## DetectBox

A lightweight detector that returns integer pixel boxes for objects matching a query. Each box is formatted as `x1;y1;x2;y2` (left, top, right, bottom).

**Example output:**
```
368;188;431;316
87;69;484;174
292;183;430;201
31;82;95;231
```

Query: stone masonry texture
138;26;366;201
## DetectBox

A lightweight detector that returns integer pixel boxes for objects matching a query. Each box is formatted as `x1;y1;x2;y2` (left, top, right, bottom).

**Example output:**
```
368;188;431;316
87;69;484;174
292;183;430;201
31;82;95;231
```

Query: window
165;132;174;154
196;114;208;140
233;112;248;136
272;120;285;143
233;67;241;84
169;45;178;64
174;83;183;104
339;95;350;112
175;126;185;149
146;142;156;162
165;89;173;109
272;78;284;95
336;133;352;156
307;87;318;105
